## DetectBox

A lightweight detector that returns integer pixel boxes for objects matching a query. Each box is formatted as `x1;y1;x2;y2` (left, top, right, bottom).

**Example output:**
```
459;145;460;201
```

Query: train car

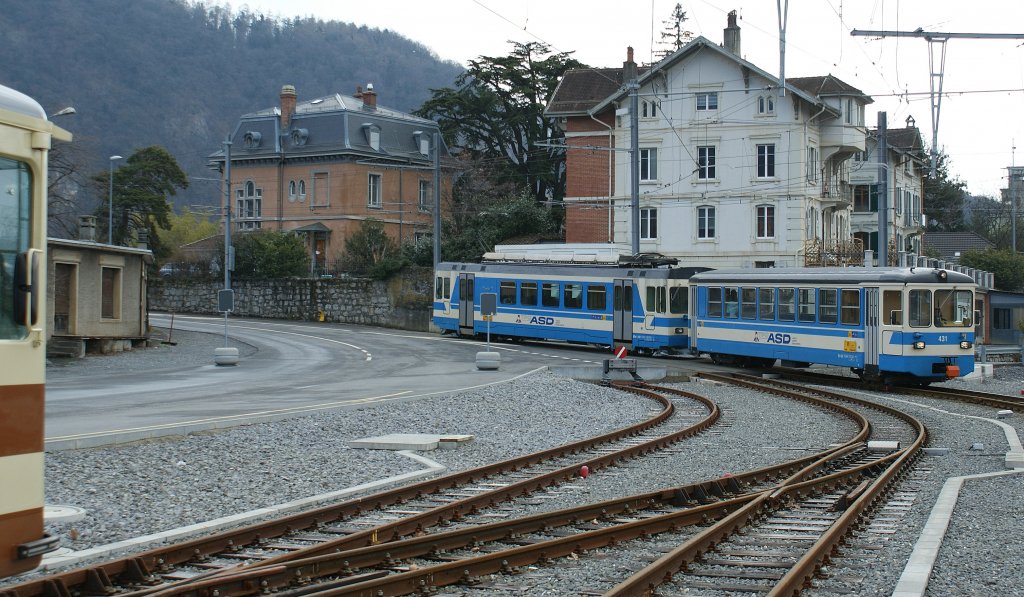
433;258;708;354
689;267;976;383
0;84;70;577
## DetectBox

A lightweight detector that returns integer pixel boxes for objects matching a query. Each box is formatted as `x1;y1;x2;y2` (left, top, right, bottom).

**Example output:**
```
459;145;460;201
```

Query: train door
458;273;475;336
864;287;880;369
613;279;633;345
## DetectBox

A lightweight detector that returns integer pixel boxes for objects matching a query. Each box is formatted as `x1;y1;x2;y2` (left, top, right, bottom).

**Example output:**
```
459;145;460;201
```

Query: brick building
208;85;451;272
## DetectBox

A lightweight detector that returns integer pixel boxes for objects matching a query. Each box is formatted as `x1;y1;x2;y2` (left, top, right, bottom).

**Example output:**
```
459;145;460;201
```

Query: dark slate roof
884;127;924;153
787;75;873;102
209;91;446;165
546;67;648;115
923;232;995;262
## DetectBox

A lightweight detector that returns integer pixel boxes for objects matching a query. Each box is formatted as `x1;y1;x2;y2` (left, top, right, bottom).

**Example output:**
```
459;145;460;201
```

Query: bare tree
47;140;92;239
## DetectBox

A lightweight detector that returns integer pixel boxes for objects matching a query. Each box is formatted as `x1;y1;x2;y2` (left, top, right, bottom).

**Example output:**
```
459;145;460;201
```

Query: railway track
1;382;717;597
96;379;887;597
774;367;1024;410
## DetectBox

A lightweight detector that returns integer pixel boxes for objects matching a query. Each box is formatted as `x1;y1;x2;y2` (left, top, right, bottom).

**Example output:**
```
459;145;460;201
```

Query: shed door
864;287;880;367
458;273;475;335
54;263;75;334
613;279;633;345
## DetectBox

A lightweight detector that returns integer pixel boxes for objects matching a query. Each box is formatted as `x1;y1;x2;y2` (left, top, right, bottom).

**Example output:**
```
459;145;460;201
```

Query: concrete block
923;447;950;456
475;351;501;370
214;347;239;366
868;440;901;452
997;410;1014;419
347;433;474;451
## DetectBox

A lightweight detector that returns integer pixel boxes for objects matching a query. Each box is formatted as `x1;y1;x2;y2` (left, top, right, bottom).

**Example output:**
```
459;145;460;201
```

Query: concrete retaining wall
148;267;434;332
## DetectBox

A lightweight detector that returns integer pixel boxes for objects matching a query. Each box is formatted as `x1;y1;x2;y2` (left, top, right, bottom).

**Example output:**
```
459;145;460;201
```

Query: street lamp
52;107;76;117
108;155;123;244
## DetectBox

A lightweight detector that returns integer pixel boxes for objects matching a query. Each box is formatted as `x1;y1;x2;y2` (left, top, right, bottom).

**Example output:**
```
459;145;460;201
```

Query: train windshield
934;289;973;327
0;157;31;340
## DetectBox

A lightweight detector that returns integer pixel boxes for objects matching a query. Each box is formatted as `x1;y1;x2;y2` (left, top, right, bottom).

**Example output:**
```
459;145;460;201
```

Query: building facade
209;85;450;273
849;118;927;265
546;12;871;268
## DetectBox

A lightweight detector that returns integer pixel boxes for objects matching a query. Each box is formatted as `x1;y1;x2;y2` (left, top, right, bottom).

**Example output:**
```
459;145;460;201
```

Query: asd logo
530;316;556;325
765;332;792;344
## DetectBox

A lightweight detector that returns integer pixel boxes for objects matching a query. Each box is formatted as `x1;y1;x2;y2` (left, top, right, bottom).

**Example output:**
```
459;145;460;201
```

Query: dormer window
291;128;308;147
362;123;381;151
413;131;430;156
243;131;262;149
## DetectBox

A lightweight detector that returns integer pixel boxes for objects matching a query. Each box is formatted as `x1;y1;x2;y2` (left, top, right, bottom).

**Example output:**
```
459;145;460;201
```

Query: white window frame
641;99;658;119
640;208;658;239
418;180;431;212
757;94;775;115
697;145;716;180
756;204;776;239
640;148;658;181
757;143;776;178
368;173;382;208
696;92;718;111
697;205;716;239
806;146;818;182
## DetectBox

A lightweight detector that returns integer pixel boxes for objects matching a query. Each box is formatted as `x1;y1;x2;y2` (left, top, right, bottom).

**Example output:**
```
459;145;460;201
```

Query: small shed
47;237;153;356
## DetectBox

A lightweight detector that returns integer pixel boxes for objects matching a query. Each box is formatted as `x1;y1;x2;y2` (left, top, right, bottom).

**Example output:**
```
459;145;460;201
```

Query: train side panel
0;86;67;577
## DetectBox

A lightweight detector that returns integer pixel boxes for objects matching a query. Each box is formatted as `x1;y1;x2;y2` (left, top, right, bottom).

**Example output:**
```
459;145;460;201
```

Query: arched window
288;180;296;201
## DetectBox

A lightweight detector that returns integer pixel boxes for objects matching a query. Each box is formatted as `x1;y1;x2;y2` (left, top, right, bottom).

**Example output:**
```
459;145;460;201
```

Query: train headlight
913;340;926;350
960;340;972;349
674;327;686;334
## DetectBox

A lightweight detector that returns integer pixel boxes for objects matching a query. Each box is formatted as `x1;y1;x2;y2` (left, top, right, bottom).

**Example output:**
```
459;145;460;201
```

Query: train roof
437;261;711;280
690;266;977;285
0;84;46;120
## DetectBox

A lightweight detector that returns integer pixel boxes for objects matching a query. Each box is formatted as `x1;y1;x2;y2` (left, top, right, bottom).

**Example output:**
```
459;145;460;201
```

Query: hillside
0;0;463;210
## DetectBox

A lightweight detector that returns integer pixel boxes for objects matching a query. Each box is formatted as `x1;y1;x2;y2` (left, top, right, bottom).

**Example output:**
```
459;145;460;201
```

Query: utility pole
432;132;441;268
877;113;888;267
629;81;640;257
851;28;1024;178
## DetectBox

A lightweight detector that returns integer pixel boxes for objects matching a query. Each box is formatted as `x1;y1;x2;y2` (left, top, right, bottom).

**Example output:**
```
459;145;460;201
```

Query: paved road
45;314;628;448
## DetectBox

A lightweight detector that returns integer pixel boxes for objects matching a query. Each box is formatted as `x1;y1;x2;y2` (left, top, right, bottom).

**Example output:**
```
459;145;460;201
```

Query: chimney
361;83;377;109
724;10;741;55
280;84;296;129
623;47;637;82
78;215;96;242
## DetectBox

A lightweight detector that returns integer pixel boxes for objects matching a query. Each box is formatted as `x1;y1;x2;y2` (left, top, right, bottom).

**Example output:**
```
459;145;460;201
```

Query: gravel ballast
21;330;1024;596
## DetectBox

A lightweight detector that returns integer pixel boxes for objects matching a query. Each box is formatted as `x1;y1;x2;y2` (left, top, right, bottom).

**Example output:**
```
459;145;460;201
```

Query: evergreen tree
925;151;968;232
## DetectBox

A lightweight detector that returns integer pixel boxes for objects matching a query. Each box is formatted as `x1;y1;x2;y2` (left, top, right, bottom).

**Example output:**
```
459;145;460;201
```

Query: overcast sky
216;0;1024;198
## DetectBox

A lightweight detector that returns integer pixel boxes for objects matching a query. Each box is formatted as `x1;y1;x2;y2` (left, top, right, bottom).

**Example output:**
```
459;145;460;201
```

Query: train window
724;287;739;319
646;286;666;313
841;289;860;324
741;288;757;319
0;157;31;339
707;287;723;317
542;282;560;307
798;288;816;322
669;286;687;314
758;288;774;320
818;289;838;324
908;289;932;327
588;285;608;311
564;283;583;309
520;282;538;306
934;289;973;327
434;276;444;300
883;290;902;325
499;281;517;304
778;286;794;319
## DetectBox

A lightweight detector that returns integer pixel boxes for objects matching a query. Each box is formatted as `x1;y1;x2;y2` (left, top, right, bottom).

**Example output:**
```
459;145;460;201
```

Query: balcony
820;180;853;210
803;238;865;267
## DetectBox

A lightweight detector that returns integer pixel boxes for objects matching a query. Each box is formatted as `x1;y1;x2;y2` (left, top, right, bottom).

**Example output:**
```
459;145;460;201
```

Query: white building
547;11;871;268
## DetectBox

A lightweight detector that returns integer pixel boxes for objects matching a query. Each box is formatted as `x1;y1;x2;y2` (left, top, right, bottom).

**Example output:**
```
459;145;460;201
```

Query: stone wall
149;267;435;331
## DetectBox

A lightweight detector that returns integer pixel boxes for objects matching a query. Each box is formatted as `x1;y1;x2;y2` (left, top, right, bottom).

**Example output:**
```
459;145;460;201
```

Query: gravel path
17;329;1024;596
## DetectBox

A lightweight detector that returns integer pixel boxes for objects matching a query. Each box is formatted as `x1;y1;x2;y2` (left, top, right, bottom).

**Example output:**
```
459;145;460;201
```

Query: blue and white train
433;260;977;384
432;259;708;353
688;267;976;384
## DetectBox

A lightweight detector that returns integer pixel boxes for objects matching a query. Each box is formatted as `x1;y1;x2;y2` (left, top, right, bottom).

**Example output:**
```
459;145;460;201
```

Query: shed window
101;267;122;320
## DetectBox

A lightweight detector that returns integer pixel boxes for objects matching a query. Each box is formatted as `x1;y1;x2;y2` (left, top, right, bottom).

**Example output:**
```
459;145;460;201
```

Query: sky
216;0;1024;198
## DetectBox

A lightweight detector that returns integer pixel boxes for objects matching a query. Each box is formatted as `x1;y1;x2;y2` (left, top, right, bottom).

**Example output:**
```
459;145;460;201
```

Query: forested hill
0;0;463;208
